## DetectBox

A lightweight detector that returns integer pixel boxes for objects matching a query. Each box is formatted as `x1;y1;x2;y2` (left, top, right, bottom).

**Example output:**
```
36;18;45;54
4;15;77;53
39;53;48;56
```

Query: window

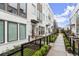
32;4;36;15
19;3;26;18
8;22;18;42
0;3;5;10
8;3;17;14
0;20;4;43
19;24;26;40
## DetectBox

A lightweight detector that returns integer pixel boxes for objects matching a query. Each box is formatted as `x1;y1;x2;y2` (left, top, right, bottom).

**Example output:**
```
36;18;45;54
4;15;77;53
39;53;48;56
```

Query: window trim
7;21;18;42
0;20;5;44
19;23;26;40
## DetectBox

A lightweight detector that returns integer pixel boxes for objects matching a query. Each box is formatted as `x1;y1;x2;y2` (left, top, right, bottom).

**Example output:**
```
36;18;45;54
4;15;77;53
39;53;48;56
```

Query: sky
49;3;77;28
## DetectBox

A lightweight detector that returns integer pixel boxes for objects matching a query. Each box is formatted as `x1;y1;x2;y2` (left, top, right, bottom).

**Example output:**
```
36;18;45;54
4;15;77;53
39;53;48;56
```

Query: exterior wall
27;3;38;40
0;3;54;54
70;4;79;36
0;4;28;54
71;16;76;35
42;4;54;35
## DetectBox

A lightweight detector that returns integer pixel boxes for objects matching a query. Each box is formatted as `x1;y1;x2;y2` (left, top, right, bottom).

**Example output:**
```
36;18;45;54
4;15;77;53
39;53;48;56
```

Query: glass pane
8;3;17;9
0;21;4;43
8;22;18;41
19;3;26;17
20;3;26;13
19;24;26;40
0;3;5;10
8;3;17;14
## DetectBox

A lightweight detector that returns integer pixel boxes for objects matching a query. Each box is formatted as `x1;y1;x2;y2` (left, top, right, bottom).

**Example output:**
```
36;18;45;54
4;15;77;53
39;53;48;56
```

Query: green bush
33;50;42;56
63;33;71;53
33;45;49;56
12;48;34;56
44;45;49;51
40;47;46;55
64;37;69;43
65;43;70;47
49;34;57;42
24;48;34;56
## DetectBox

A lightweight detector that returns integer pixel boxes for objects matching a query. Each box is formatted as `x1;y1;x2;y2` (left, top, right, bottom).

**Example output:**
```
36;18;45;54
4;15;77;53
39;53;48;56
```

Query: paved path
47;33;73;56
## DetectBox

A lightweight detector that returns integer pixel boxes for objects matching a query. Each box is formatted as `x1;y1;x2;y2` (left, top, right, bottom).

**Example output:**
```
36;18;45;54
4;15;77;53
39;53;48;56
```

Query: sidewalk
47;33;73;56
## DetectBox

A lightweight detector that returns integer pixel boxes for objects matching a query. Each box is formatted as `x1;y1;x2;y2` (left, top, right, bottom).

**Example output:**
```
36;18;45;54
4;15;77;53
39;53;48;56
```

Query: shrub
44;45;49;51
64;38;69;43
33;45;49;56
63;33;72;53
65;43;70;47
33;50;42;56
66;46;71;53
40;47;46;55
49;35;57;42
24;48;34;56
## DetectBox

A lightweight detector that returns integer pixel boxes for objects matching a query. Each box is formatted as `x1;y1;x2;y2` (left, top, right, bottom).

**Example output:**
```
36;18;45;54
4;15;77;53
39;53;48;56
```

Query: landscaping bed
63;34;72;53
13;44;50;56
49;34;58;43
0;44;50;56
12;48;36;56
33;45;51;56
0;43;40;56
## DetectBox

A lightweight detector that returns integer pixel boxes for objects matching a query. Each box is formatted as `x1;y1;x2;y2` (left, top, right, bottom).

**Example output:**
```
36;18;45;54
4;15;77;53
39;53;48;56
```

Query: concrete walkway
47;33;73;56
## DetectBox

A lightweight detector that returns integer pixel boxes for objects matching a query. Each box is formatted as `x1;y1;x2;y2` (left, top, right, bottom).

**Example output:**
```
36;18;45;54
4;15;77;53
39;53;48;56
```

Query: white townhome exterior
0;3;54;54
70;4;79;37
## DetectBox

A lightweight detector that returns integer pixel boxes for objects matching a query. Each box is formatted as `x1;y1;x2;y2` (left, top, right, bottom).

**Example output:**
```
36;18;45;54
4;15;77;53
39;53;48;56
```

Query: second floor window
19;3;26;18
32;4;36;16
8;3;17;14
0;3;5;10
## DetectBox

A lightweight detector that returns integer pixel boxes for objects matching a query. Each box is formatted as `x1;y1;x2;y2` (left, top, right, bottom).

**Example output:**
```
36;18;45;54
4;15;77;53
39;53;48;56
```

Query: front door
32;24;35;38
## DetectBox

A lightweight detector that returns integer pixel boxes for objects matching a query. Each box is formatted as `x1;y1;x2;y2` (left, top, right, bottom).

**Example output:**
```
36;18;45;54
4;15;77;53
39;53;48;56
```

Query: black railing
65;33;79;56
71;39;79;56
0;34;54;56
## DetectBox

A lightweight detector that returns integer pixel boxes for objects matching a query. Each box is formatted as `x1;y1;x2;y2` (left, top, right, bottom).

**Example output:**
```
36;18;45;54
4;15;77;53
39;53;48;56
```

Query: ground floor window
0;20;4;43
19;24;26;40
8;22;18;42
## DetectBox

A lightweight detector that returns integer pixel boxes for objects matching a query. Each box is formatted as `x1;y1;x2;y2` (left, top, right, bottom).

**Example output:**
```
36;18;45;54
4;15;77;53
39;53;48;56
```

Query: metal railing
64;31;79;56
0;34;54;56
70;38;79;56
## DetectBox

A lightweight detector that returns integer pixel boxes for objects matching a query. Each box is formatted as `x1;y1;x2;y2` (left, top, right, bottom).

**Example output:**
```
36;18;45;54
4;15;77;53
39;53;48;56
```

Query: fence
70;38;79;56
65;32;79;56
0;34;54;56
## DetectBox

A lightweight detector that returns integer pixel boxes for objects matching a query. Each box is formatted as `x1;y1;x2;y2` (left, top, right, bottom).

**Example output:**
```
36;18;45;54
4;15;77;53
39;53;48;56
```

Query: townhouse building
0;3;54;54
70;4;79;37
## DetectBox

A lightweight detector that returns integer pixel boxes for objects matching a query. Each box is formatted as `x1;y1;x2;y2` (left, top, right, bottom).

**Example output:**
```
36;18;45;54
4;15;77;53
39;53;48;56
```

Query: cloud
54;5;75;28
54;15;68;23
55;5;75;17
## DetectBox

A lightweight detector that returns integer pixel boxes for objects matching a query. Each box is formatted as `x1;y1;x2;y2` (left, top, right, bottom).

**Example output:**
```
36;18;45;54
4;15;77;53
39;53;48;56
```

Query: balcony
31;19;39;24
